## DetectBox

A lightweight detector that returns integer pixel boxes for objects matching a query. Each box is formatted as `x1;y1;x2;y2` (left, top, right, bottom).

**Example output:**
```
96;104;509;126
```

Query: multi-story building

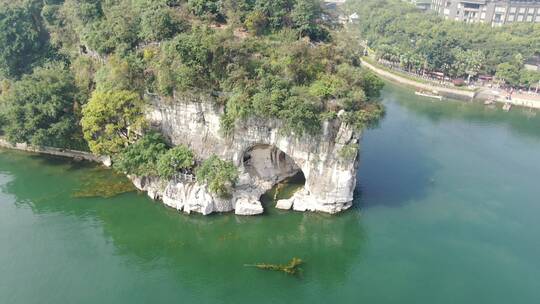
430;0;540;25
405;0;433;10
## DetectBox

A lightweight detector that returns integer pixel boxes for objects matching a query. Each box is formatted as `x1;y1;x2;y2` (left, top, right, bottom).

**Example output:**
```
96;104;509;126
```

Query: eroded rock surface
138;93;361;215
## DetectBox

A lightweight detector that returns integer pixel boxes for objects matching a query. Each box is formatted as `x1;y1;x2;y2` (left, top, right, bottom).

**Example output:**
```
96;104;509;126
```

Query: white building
430;0;540;25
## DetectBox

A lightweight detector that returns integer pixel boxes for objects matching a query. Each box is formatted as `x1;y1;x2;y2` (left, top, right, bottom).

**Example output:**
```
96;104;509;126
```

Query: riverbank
360;58;476;101
0;138;110;165
361;57;540;110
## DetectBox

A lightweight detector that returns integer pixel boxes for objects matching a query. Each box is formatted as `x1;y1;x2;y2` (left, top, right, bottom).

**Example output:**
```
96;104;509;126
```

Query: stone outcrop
139;92;362;215
130;175;233;215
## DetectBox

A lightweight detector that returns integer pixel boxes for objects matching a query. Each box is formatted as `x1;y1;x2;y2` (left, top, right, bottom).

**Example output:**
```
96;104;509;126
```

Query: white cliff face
140;93;362;215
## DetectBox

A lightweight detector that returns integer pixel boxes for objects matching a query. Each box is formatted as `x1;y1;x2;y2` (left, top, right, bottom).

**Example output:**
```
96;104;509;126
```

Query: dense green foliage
36;0;381;136
196;155;239;198
0;1;52;78
348;0;540;85
1;0;384;145
0;62;85;149
494;54;540;88
138;19;381;135
210;33;385;135
81;90;146;155
114;132;195;179
113;132;168;176
185;0;329;40
112;132;238;198
156;145;195;179
0;0;385;189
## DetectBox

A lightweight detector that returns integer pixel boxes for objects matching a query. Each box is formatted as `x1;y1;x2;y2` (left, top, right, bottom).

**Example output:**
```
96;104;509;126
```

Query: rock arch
147;94;361;215
227;144;305;215
241;144;303;185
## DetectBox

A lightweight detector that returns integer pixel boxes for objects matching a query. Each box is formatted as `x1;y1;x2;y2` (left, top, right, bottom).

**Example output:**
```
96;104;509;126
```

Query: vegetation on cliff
111;132;235;198
0;1;53;78
113;132;196;180
196;156;239;198
0;0;384;193
113;132;169;176
156;145;195;179
0;0;384;148
348;0;540;87
81;90;146;155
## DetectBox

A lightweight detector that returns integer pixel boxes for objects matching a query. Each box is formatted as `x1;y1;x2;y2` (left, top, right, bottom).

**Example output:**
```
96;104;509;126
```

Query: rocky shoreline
137;93;362;216
0;91;364;217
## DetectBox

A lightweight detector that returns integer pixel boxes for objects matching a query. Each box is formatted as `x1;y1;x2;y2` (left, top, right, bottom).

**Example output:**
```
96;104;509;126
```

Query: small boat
484;99;496;105
415;90;443;100
502;103;512;112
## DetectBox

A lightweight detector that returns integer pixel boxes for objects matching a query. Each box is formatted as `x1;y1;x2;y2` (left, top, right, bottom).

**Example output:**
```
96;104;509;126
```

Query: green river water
1;83;539;304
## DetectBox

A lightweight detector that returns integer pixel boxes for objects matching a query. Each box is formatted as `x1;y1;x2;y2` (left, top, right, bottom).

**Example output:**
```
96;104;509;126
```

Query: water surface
1;83;539;303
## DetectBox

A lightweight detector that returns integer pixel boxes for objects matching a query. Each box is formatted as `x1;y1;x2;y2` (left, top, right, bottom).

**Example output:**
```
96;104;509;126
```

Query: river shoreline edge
0;138;111;166
361;58;540;110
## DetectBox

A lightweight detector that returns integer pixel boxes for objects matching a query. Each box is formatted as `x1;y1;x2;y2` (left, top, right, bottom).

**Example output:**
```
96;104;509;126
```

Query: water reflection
356;102;439;209
0;149;367;297
355;82;540;211
383;82;540;140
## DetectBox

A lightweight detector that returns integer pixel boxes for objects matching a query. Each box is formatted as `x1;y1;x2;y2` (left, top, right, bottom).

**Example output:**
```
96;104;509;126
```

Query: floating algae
72;169;135;198
245;257;304;275
218;232;240;242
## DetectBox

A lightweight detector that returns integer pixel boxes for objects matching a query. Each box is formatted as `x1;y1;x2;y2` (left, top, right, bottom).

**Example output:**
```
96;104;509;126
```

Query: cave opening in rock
242;144;306;206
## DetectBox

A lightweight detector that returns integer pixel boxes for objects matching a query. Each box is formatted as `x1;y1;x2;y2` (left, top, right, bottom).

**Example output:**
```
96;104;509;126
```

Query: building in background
404;0;432;10
430;0;540;25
